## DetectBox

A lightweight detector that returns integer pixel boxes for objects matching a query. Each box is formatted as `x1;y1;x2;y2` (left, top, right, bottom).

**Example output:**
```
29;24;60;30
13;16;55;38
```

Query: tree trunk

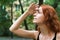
19;0;28;30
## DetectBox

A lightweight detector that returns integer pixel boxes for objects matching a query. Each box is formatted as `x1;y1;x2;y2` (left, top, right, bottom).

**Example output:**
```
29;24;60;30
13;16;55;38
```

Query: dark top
37;33;56;40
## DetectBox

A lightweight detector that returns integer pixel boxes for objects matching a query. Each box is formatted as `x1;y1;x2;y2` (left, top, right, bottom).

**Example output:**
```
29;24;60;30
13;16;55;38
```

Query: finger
35;4;39;8
35;7;39;11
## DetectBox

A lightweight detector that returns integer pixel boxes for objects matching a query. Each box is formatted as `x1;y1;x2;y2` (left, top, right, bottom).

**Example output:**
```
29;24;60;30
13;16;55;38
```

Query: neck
37;23;54;36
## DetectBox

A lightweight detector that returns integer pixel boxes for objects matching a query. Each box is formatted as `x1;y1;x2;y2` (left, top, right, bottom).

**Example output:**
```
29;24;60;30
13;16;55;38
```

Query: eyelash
36;10;40;13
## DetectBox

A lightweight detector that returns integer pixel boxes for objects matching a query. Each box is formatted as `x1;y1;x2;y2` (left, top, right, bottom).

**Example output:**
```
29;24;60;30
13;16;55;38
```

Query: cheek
33;14;45;24
37;14;45;23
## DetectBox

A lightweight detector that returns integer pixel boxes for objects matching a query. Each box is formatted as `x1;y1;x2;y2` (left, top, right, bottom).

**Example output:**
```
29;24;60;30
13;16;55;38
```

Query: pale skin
9;3;60;40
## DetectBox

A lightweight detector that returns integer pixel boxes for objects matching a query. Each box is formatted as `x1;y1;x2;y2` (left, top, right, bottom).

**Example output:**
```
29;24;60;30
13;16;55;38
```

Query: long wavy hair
37;5;60;33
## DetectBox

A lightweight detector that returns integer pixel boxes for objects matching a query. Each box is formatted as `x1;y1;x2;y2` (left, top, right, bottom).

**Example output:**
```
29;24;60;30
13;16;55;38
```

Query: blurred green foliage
0;0;16;36
0;6;11;36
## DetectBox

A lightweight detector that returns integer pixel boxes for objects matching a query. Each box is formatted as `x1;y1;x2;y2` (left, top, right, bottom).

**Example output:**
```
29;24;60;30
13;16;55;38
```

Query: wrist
25;10;30;15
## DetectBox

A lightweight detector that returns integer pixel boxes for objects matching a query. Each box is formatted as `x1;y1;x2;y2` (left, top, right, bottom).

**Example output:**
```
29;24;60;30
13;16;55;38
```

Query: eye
36;10;40;13
38;10;40;13
37;10;40;14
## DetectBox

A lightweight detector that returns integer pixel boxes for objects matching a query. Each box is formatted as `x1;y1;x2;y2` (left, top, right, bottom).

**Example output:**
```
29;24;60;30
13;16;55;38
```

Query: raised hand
27;3;38;15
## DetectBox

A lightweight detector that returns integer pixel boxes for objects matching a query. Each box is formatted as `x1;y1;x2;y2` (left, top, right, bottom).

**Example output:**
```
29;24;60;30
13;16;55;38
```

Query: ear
56;32;60;40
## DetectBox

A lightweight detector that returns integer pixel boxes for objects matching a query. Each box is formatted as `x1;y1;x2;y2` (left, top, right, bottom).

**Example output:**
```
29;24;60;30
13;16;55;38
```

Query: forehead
39;7;43;12
39;7;42;10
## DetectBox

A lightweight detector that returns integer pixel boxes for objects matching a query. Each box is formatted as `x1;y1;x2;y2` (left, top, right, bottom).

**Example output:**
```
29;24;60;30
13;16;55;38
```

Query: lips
34;17;37;19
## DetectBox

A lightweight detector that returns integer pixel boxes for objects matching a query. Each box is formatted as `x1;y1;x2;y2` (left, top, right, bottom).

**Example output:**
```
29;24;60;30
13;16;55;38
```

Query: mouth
34;17;37;19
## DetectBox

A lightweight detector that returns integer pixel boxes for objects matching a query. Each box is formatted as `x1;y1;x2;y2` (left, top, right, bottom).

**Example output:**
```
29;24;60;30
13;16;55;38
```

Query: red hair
37;5;60;32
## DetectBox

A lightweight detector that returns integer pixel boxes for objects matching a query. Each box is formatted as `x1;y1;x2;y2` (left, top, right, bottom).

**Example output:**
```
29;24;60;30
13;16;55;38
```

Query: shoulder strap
37;32;40;40
37;32;56;40
53;33;56;40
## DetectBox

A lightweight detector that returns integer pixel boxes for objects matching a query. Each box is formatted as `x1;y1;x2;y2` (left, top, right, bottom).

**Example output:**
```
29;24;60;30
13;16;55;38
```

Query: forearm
9;10;29;31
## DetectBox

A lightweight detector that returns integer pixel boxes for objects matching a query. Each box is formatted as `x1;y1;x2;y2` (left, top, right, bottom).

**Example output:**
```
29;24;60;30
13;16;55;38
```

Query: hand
27;3;38;15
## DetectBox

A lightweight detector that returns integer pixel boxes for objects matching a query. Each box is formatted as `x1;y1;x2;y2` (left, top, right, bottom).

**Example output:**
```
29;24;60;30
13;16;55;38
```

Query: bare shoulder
56;32;60;40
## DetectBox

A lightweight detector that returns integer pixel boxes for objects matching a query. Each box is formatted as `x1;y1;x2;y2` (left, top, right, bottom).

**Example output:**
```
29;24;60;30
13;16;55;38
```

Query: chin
33;21;36;23
33;20;42;24
33;21;38;24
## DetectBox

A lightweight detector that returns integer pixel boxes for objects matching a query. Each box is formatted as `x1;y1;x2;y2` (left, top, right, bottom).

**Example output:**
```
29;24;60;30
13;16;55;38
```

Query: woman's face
33;7;45;24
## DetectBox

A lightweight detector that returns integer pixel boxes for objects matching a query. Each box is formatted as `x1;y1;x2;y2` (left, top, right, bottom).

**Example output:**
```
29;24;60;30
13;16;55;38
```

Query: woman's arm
9;3;38;39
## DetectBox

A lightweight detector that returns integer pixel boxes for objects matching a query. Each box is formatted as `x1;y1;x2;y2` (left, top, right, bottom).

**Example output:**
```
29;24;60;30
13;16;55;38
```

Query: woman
9;3;60;40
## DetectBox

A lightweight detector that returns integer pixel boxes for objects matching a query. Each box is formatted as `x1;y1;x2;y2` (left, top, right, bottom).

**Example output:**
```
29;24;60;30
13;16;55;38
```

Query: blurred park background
0;0;60;40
